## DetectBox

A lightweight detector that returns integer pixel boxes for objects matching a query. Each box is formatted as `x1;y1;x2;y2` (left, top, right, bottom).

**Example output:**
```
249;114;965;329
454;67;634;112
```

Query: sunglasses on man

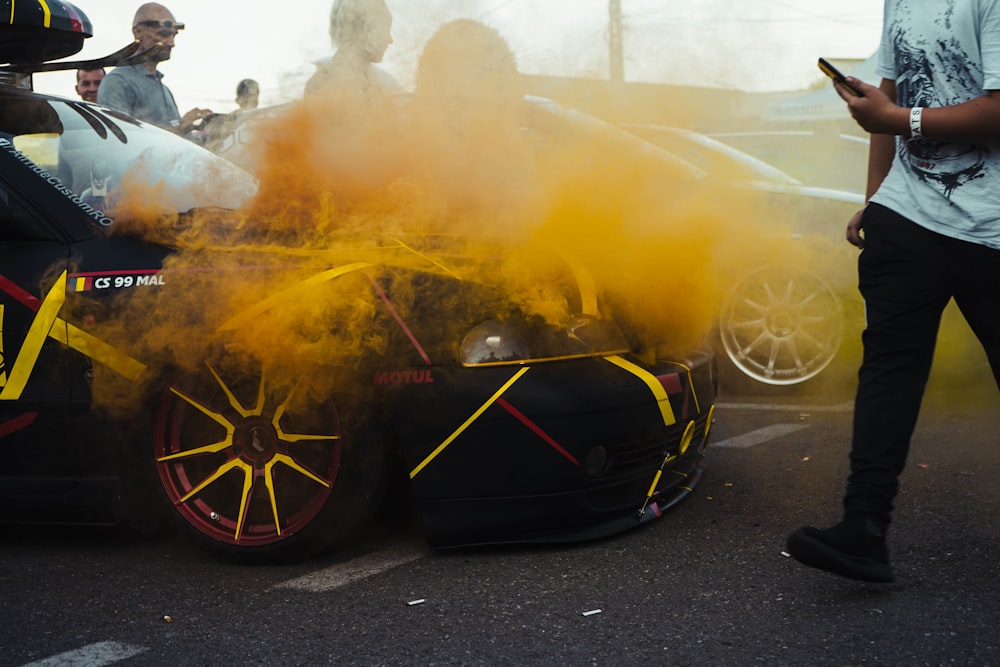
136;19;185;37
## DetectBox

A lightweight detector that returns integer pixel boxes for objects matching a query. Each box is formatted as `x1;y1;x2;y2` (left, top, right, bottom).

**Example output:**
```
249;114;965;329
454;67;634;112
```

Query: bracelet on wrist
909;106;923;140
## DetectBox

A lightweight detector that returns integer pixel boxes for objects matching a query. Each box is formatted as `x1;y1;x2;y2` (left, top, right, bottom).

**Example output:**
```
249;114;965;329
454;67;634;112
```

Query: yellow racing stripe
0;304;6;386
217;262;373;332
52;322;147;380
40;0;51;27
672;361;700;414
556;250;598;316
388;237;464;281
605;355;676;427
410;367;530;478
0;271;65;400
678;420;696;455
1;271;149;400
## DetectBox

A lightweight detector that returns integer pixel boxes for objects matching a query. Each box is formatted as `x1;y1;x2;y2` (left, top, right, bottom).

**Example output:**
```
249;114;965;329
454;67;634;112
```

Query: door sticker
70;270;166;291
0;271;147;401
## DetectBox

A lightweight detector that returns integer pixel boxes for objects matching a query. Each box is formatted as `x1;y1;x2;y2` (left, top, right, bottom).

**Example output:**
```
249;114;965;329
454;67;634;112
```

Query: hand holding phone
818;57;863;96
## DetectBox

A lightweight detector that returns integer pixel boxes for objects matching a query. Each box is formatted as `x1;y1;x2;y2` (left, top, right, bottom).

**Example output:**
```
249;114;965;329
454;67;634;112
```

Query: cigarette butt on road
406;599;426;606
582;609;602;617
780;551;791;558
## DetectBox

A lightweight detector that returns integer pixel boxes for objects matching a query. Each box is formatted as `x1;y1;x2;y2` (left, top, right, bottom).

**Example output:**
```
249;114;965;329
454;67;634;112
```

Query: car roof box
1;1;93;64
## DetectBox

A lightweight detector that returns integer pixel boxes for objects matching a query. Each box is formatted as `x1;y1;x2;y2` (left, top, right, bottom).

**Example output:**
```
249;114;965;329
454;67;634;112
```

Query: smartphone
817;57;862;96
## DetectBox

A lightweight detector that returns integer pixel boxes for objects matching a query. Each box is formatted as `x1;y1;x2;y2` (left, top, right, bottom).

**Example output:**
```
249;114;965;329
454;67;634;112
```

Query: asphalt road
2;371;998;667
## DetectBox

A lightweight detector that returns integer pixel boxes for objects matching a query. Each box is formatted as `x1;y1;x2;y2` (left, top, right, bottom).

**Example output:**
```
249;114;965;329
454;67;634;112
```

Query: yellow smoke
79;19;870;413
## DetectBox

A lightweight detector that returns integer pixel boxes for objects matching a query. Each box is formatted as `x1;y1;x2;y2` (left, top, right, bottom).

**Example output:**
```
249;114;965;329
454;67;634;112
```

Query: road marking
274;546;428;593
715;400;853;412
20;641;147;667
711;423;811;449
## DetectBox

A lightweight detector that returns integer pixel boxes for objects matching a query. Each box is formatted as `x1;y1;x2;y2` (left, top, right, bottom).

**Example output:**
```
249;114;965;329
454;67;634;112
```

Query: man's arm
176;107;214;136
922;90;1000;140
864;80;897;201
846;78;897;249
838;77;1000;142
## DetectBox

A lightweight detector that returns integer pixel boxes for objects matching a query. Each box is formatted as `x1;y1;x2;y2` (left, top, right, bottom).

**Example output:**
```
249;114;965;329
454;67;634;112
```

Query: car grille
584;414;710;512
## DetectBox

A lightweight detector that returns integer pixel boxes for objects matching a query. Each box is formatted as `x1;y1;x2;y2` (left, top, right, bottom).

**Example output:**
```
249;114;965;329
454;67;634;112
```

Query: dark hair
416;19;520;105
76;67;106;82
236;78;259;97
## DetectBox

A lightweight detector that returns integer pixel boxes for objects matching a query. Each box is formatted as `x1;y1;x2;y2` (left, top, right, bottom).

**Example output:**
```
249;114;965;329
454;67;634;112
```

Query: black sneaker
785;519;895;583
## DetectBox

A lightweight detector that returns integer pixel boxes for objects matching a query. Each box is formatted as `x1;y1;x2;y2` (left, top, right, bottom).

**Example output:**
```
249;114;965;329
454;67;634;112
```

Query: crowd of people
75;0;1000;587
75;2;257;143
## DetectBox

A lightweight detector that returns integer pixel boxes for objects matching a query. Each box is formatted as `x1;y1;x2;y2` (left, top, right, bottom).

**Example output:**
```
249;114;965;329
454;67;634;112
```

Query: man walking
786;0;1000;584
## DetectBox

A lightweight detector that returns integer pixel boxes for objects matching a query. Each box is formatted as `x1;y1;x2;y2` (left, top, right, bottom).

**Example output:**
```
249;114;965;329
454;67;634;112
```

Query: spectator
97;2;212;135
409;19;539;222
199;79;260;150
304;0;403;98
75;67;104;102
275;0;404;194
235;78;259;111
785;0;1000;584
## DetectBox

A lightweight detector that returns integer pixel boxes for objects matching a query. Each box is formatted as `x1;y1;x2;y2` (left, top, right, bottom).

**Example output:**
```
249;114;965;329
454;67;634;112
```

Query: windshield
3;94;257;226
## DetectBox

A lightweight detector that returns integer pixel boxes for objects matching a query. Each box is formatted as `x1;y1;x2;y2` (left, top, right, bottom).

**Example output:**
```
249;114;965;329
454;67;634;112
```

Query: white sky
32;0;883;113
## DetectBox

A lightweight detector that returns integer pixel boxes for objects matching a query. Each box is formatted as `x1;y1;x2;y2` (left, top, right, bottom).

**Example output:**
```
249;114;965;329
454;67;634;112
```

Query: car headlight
459;320;531;366
460;315;630;367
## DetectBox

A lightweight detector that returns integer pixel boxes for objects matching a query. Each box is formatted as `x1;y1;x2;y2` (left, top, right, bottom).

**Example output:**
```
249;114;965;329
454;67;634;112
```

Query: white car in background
622;123;866;390
706;129;870;194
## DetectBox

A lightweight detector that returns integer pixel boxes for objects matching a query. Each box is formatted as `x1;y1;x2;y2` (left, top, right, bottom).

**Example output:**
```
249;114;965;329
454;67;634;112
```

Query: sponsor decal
70;270;165;291
373;369;434;385
0;137;115;227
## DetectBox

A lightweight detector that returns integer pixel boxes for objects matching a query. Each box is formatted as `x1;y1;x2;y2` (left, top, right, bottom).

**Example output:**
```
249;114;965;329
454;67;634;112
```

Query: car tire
150;356;386;564
717;265;845;393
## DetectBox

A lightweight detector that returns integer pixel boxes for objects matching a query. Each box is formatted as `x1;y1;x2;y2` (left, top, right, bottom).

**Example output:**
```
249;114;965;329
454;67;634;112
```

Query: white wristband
909;106;923;139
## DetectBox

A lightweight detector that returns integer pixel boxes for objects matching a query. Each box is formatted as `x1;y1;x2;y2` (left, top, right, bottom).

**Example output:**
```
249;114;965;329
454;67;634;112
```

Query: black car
0;6;717;563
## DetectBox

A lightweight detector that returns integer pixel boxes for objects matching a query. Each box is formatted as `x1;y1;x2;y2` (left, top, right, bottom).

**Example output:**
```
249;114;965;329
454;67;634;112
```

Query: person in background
199;79;260;150
284;0;403;193
408;19;539;223
235;78;259;111
304;0;403;98
75;67;104;102
785;0;1000;584
97;2;212;136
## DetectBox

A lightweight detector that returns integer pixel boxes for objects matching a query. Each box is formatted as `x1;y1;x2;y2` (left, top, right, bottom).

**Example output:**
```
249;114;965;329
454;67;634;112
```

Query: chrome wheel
719;266;843;386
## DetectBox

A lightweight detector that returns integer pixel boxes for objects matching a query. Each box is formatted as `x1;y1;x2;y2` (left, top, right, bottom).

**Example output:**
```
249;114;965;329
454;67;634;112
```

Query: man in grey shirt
98;2;211;135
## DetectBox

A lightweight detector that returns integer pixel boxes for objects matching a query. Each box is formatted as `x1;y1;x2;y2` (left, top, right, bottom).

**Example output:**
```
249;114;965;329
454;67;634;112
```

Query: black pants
843;203;1000;524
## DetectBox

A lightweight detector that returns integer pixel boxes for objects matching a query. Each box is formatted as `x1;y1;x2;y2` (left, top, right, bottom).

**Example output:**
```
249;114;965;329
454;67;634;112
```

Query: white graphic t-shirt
871;0;1000;248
